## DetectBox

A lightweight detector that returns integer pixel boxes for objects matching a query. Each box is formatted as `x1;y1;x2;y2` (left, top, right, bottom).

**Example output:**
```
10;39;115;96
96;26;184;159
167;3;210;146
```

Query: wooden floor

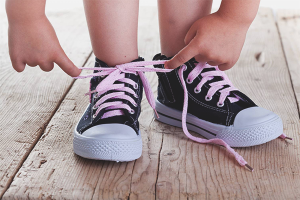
0;6;300;200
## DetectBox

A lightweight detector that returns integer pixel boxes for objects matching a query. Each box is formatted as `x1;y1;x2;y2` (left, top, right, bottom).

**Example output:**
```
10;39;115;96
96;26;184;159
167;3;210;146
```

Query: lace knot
115;65;127;73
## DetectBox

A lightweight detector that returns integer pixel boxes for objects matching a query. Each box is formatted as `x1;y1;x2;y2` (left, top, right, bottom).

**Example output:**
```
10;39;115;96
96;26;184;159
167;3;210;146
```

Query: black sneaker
73;57;145;161
153;53;285;148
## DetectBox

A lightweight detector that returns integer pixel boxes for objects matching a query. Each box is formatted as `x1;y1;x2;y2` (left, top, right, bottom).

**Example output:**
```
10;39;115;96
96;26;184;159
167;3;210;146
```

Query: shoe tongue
90;59;110;91
91;57;145;89
95;58;110;68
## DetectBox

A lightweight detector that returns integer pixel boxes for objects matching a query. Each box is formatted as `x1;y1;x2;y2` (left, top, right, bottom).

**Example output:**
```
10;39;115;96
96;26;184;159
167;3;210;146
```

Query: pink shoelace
75;60;291;171
75;61;171;119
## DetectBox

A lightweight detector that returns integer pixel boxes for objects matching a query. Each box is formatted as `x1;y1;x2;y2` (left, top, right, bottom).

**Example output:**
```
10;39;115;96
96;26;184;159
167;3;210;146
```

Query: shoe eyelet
129;109;135;114
92;105;97;110
217;102;224;107
205;96;212;101
186;78;193;84
94;93;99;99
92;114;97;118
194;88;201;94
181;65;187;71
134;83;138;89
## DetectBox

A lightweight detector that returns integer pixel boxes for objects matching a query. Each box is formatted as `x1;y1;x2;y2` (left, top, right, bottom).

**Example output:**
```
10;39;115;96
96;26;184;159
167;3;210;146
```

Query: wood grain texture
3;7;300;200
0;8;92;198
2;55;138;200
277;10;300;113
130;8;162;200
2;7;163;200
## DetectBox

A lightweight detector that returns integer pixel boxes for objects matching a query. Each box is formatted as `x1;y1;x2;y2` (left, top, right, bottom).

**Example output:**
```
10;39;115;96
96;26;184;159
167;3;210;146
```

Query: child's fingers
207;61;222;66
218;62;233;71
11;59;26;72
54;52;81;77
165;39;199;69
195;54;223;67
184;25;197;45
39;62;54;72
195;54;209;63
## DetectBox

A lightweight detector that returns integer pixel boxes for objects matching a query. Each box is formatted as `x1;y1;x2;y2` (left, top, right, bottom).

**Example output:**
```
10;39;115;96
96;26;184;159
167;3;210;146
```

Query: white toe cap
233;107;281;128
82;124;138;140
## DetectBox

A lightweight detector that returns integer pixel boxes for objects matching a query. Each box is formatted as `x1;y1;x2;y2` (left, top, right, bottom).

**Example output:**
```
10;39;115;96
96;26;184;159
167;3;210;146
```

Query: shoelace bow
75;60;291;171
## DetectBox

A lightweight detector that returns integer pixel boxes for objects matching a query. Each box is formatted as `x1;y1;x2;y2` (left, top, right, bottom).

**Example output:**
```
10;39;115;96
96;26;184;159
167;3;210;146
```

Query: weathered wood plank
2;7;164;200
277;10;300;113
2;55;140;200
4;7;300;200
129;8;163;200
0;7;92;198
155;8;300;199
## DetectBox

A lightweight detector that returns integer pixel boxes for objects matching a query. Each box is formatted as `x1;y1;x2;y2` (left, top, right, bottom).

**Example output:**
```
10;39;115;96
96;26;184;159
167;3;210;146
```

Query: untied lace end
279;133;293;140
154;109;160;119
178;64;254;172
245;164;254;172
220;141;253;172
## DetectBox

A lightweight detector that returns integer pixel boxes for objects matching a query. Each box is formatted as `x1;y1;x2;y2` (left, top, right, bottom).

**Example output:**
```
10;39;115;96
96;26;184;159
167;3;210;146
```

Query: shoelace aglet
154;109;159;119
279;133;293;140
285;136;293;140
245;164;254;172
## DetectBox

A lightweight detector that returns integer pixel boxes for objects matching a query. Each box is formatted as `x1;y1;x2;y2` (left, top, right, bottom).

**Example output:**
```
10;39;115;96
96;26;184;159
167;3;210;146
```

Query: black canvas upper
153;53;257;126
76;57;145;135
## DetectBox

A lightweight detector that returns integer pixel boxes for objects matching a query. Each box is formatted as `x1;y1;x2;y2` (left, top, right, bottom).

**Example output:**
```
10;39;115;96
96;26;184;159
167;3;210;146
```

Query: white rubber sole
154;100;283;147
73;129;142;162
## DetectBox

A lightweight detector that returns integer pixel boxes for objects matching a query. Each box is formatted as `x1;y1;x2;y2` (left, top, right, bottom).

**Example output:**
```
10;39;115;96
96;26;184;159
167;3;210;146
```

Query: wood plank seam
3;8;300;200
154;124;164;199
275;21;300;119
128;160;137;200
0;51;93;199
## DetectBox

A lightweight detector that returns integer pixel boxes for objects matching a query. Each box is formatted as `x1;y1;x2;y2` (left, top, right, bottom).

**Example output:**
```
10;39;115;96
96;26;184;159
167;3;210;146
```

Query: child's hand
165;12;249;71
8;16;81;77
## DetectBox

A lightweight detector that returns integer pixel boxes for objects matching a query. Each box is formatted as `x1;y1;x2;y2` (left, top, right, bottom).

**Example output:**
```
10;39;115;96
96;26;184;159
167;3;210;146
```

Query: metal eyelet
181;65;187;71
92;105;97;110
94;93;99;99
186;78;193;84
194;88;201;94
92;114;97;118
129;109;135;114
134;83;138;89
205;96;213;101
217;102;224;107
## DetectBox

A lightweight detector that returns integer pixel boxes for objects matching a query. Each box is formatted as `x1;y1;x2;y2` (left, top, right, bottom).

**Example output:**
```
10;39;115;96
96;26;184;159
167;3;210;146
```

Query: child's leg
83;0;139;66
157;0;212;57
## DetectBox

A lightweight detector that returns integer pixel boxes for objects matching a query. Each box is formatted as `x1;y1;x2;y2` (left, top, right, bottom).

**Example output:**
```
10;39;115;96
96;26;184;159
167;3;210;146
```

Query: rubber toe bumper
219;107;283;147
73;124;142;161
